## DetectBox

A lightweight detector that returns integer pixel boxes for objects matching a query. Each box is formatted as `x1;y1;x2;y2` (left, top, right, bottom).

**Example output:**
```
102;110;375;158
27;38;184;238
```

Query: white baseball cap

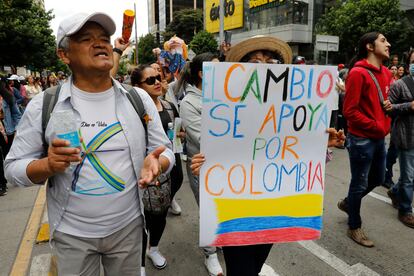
56;12;116;48
7;74;19;81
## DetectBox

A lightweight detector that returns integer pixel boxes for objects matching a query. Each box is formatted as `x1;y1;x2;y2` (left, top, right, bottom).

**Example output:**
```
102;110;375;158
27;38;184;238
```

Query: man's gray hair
58;36;70;51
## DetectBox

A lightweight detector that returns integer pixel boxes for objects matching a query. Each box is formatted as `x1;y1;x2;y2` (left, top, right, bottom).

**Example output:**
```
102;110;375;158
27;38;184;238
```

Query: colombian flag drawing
212;194;323;246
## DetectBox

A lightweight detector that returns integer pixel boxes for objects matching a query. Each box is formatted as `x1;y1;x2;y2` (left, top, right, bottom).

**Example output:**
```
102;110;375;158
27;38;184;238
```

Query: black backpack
41;84;148;154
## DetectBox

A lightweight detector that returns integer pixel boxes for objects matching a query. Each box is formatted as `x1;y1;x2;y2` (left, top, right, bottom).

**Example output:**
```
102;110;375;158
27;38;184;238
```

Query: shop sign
205;0;244;33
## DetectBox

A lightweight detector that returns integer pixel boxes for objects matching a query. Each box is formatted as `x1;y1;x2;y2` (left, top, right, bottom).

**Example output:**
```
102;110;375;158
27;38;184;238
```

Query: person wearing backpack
4;12;174;275
386;49;414;228
337;32;393;247
131;65;184;275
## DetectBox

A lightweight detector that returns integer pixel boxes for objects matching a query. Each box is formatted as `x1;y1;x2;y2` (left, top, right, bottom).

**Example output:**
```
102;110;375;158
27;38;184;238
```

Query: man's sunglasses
140;75;162;85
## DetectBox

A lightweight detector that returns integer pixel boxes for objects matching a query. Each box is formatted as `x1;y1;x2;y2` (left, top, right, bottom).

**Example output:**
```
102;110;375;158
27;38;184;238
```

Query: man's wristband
113;47;123;56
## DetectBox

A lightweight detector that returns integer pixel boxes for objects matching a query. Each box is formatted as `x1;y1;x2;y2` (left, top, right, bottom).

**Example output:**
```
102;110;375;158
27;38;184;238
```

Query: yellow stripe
214;194;323;223
10;185;46;276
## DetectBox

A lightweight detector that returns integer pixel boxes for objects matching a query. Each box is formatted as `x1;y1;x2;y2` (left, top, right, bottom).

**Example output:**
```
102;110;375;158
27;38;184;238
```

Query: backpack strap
121;84;148;146
159;99;176;123
42;85;61;156
365;69;385;106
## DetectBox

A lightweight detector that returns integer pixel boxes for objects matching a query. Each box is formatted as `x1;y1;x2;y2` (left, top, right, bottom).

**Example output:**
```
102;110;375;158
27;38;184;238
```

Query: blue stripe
216;216;322;234
86;122;120;149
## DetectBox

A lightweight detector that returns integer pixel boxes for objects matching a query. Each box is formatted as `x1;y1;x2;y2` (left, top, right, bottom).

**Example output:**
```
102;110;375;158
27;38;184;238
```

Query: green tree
0;0;58;71
163;9;203;44
138;33;158;64
315;0;413;63
189;30;218;55
117;58;129;76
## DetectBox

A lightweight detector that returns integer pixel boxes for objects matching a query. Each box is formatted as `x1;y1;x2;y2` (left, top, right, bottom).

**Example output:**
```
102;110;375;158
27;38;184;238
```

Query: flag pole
134;2;139;65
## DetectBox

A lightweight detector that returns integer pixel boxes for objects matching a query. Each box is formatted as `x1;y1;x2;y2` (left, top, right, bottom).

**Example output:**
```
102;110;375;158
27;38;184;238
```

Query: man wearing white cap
5;12;174;275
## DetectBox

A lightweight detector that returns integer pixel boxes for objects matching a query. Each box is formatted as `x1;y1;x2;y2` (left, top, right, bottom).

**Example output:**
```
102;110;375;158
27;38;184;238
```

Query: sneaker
398;214;414;228
387;190;398;209
140;266;146;276
147;247;167;269
0;189;7;196
204;253;223;276
181;154;187;162
259;263;277;276
170;198;182;215
347;228;374;247
337;199;348;214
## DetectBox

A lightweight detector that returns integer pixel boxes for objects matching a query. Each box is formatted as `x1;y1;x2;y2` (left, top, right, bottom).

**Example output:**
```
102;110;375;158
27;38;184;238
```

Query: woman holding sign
182;38;345;275
131;65;184;272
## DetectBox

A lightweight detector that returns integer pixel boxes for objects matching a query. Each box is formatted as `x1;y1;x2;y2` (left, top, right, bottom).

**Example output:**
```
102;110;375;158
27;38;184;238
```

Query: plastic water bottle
52;110;81;148
167;122;174;141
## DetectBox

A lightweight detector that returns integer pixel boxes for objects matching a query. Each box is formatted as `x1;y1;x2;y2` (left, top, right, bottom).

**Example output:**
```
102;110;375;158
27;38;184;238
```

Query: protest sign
200;62;338;247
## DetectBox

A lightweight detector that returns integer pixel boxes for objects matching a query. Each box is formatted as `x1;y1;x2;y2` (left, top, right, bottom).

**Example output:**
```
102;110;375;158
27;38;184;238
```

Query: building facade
204;0;414;61
203;0;339;58
148;0;202;39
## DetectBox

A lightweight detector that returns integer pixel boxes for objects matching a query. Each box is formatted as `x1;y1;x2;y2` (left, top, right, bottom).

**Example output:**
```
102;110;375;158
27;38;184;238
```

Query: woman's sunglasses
140;75;162;85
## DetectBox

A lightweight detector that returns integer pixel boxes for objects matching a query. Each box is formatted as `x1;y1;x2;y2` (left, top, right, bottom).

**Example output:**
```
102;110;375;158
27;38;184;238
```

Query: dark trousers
223;244;273;276
385;140;399;181
141;155;183;265
346;134;386;229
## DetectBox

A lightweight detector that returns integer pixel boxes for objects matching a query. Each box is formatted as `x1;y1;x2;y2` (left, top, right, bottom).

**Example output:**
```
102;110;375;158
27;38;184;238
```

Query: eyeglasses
140;75;161;85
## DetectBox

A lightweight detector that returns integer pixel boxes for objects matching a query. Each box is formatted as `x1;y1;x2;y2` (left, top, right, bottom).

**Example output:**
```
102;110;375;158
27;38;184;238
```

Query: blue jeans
390;149;414;215
346;134;386;229
385;139;399;181
3;101;22;135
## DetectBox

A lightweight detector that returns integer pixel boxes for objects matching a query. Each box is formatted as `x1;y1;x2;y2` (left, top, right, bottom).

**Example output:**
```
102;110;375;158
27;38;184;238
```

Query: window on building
246;0;308;30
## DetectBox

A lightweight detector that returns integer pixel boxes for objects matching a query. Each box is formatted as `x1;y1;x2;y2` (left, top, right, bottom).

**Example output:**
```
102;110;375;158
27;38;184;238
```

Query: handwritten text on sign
199;63;337;247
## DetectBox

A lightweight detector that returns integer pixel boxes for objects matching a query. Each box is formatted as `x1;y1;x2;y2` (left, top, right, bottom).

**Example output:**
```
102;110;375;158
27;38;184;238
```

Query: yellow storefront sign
205;0;244;33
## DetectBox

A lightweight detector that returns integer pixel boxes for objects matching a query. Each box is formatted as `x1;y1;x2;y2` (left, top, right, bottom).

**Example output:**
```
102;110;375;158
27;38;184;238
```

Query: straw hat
225;36;293;64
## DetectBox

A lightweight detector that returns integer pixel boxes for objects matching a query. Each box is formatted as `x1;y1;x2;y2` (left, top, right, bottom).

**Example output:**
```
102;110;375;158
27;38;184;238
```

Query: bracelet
113;47;123;55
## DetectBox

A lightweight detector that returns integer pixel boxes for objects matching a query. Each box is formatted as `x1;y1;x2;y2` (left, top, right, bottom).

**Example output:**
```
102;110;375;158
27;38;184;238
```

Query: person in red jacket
337;32;392;247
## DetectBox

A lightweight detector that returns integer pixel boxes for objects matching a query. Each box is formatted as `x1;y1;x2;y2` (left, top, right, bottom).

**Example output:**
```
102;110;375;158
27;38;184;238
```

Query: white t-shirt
57;84;140;238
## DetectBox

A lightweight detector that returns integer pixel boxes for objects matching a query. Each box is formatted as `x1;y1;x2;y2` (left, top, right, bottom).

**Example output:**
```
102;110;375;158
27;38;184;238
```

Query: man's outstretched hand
138;146;166;188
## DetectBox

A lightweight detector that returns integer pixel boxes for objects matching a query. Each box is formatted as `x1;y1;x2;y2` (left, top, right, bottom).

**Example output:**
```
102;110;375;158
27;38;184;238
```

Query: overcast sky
44;0;149;42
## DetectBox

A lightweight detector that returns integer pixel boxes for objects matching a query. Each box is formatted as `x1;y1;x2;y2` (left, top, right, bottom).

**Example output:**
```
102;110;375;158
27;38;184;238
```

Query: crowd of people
0;10;413;276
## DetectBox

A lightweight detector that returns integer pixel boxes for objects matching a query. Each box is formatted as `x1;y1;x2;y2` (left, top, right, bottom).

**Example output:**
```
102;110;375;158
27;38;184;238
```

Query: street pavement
1;144;414;276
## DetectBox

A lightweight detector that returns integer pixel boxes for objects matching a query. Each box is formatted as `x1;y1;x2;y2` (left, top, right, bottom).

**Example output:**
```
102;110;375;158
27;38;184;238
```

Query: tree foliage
163;9;203;44
189;30;218;55
0;0;58;71
138;33;157;65
315;0;413;63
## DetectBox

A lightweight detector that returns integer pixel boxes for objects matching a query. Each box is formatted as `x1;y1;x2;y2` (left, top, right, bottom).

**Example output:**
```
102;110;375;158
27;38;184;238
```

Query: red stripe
212;227;320;246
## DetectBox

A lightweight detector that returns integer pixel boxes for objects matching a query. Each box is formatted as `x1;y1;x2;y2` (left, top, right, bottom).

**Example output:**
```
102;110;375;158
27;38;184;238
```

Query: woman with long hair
397;64;406;79
178;53;224;276
388;64;398;82
25;75;42;100
131;64;184;275
47;73;58;88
